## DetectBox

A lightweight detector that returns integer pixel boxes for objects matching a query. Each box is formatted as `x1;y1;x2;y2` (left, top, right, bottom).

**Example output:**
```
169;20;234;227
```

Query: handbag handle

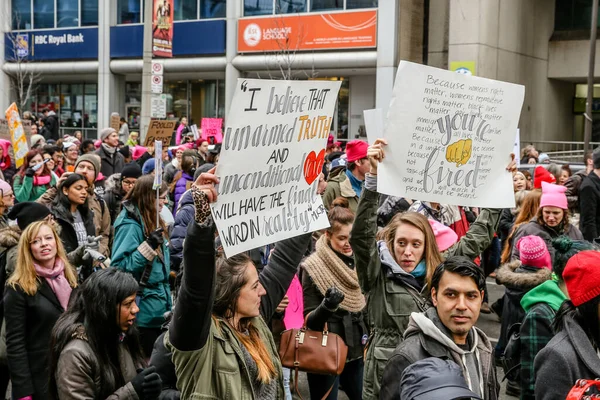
303;313;329;334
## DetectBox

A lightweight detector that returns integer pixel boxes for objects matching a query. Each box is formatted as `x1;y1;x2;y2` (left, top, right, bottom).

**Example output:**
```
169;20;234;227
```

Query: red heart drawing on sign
303;149;325;185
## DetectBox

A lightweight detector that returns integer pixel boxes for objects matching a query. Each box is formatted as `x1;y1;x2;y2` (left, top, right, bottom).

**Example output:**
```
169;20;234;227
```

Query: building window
555;0;600;31
118;0;225;24
244;0;376;16
201;0;226;18
11;0;98;30
175;0;198;20
118;0;143;24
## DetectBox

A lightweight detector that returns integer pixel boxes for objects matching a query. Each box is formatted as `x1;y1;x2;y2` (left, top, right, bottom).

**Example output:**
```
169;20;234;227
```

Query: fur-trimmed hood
0;225;20;249
496;260;552;290
104;173;122;193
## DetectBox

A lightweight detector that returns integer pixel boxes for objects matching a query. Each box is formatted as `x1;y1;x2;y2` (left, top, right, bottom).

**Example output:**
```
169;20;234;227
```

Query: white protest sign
363;108;383;144
514;129;520;167
213;79;342;257
378;61;524;208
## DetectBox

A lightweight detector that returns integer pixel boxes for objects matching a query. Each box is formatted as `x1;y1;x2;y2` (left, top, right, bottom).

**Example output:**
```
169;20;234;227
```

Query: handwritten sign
200;118;223;144
378;61;524;208
144;120;176;147
5;103;29;168
363;108;383;144
110;113;120;132
212;79;342;257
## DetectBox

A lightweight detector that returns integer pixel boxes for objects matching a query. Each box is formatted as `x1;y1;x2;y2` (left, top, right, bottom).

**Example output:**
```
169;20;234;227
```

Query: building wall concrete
448;0;573;142
348;75;376;140
428;0;449;69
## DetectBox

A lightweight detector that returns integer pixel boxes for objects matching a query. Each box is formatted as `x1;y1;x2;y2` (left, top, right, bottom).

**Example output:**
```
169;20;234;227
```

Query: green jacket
166;317;283;400
323;169;358;212
13;174;57;203
350;179;501;399
111;202;171;329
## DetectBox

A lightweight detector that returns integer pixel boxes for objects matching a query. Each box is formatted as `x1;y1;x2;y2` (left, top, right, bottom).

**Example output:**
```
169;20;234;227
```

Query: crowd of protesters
0;112;599;400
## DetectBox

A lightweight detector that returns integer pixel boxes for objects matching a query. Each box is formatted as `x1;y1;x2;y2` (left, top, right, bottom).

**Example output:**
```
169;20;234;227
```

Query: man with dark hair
379;256;499;400
565;149;594;216
579;147;600;241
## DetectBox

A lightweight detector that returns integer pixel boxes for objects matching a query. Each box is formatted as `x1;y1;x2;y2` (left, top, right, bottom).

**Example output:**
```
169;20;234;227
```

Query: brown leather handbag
279;321;348;399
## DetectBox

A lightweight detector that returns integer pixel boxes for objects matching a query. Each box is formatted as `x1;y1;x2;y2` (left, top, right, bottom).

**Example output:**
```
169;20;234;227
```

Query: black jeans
307;358;364;400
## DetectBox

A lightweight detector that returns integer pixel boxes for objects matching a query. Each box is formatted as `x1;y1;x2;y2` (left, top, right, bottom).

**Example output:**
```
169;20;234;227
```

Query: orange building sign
238;10;377;53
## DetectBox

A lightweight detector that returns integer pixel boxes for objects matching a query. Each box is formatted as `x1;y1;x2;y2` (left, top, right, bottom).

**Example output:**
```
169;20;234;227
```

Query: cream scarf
302;236;366;313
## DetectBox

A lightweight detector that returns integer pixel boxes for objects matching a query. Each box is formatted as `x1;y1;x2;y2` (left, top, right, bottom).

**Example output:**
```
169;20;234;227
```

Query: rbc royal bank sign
5;27;98;61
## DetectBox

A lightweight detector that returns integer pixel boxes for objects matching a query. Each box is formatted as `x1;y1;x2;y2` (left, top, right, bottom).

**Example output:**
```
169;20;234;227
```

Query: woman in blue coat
111;174;172;358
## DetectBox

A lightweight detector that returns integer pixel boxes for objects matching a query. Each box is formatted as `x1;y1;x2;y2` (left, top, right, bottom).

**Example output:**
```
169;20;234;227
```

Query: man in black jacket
380;257;499;400
42;109;59;140
95;127;125;178
579;147;600;242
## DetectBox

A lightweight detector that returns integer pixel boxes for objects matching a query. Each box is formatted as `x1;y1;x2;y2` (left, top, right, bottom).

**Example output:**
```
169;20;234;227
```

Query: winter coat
172;172;193;215
323;168;358;213
349;181;501;399
168;190;193;273
96;146;125;178
5;280;73;399
103;173;125;224
579;171;600;241
565;169;588;214
43;114;59;140
534;314;600;400
111;202;172;329
519;280;567;400
37;186;111;257
163;161;179;185
494;261;552;353
380;308;499;400
13;174;57;203
150;332;180;400
52;200;96;255
498;208;515;250
0;225;20;365
166;202;310;400
54;325;140;400
510;218;583;263
377;196;412;227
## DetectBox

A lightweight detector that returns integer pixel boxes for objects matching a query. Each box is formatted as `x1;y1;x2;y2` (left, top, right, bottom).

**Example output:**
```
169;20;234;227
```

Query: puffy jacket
519;280;567;400
350;174;501;399
535;314;600;400
510;218;583;263
54;325;141;399
172;172;193;215
111;202;172;329
169;190;193;273
13;174;56;202
380;308;499;400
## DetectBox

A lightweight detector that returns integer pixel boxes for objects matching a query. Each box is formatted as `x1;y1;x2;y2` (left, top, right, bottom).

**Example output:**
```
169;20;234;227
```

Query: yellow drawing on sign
5;103;28;168
446;139;472;167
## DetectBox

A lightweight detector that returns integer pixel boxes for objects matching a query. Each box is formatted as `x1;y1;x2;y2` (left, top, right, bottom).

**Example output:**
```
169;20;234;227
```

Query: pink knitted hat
428;219;458;252
539;181;568;210
517;235;552;270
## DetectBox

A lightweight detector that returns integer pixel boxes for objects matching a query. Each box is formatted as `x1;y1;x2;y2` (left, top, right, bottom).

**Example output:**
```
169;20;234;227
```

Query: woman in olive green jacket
351;139;511;399
166;170;310;400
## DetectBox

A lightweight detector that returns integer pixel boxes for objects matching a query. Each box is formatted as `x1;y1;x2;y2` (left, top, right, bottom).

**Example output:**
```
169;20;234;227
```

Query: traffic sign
152;61;164;75
150;94;167;118
151;75;163;94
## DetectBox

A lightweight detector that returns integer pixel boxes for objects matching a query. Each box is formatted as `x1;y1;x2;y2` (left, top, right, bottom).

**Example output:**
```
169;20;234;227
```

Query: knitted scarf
102;143;117;155
34;258;72;310
302;235;366;313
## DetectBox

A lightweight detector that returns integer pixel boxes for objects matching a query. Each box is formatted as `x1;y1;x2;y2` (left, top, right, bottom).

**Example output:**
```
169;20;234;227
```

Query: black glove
25;167;36;177
146;228;164;250
131;366;163;400
323;287;344;311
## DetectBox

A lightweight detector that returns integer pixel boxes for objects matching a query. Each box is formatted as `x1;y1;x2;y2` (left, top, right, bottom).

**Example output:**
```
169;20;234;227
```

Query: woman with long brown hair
5;220;77;399
111;174;171;358
165;168;310;399
500;190;542;264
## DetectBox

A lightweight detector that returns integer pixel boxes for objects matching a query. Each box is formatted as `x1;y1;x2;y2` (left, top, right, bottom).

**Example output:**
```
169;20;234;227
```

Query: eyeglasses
159;195;168;201
122;179;137;187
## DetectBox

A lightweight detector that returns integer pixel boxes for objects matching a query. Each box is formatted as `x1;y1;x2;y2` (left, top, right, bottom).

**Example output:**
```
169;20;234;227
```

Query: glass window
34;0;55;29
165;81;189;119
82;0;99;25
125;83;142;129
244;0;273;16
555;0;600;31
118;0;142;24
57;0;79;27
84;84;98;128
175;0;198;20
12;0;32;30
217;80;225;118
310;0;343;12
346;0;377;8
201;0;226;18
276;0;306;13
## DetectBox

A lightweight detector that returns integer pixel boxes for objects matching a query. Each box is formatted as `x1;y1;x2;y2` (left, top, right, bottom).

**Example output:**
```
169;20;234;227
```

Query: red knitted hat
534;166;556;189
516;235;552;270
345;140;368;163
563;251;600;307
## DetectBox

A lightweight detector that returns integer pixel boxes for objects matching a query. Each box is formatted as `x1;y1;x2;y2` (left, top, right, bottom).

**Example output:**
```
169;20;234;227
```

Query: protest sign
190;124;200;140
5;103;29;168
363;108;383;144
144;120;176;147
514;129;521;167
110;113;120;132
378;61;524;208
212;79;342;257
200;118;224;144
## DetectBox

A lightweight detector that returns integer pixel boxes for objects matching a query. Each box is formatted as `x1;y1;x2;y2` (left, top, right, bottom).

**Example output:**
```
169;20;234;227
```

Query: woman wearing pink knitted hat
0;179;14;228
510;181;583;263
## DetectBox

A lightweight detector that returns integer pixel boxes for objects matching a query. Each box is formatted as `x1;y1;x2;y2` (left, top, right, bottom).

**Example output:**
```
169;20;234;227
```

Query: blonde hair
8;221;78;296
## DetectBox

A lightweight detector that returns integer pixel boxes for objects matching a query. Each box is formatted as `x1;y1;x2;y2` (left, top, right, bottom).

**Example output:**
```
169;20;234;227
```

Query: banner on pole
152;0;174;58
378;61;524;208
212;79;342;257
5;103;29;168
144;120;176;147
200;118;223;144
153;140;163;189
